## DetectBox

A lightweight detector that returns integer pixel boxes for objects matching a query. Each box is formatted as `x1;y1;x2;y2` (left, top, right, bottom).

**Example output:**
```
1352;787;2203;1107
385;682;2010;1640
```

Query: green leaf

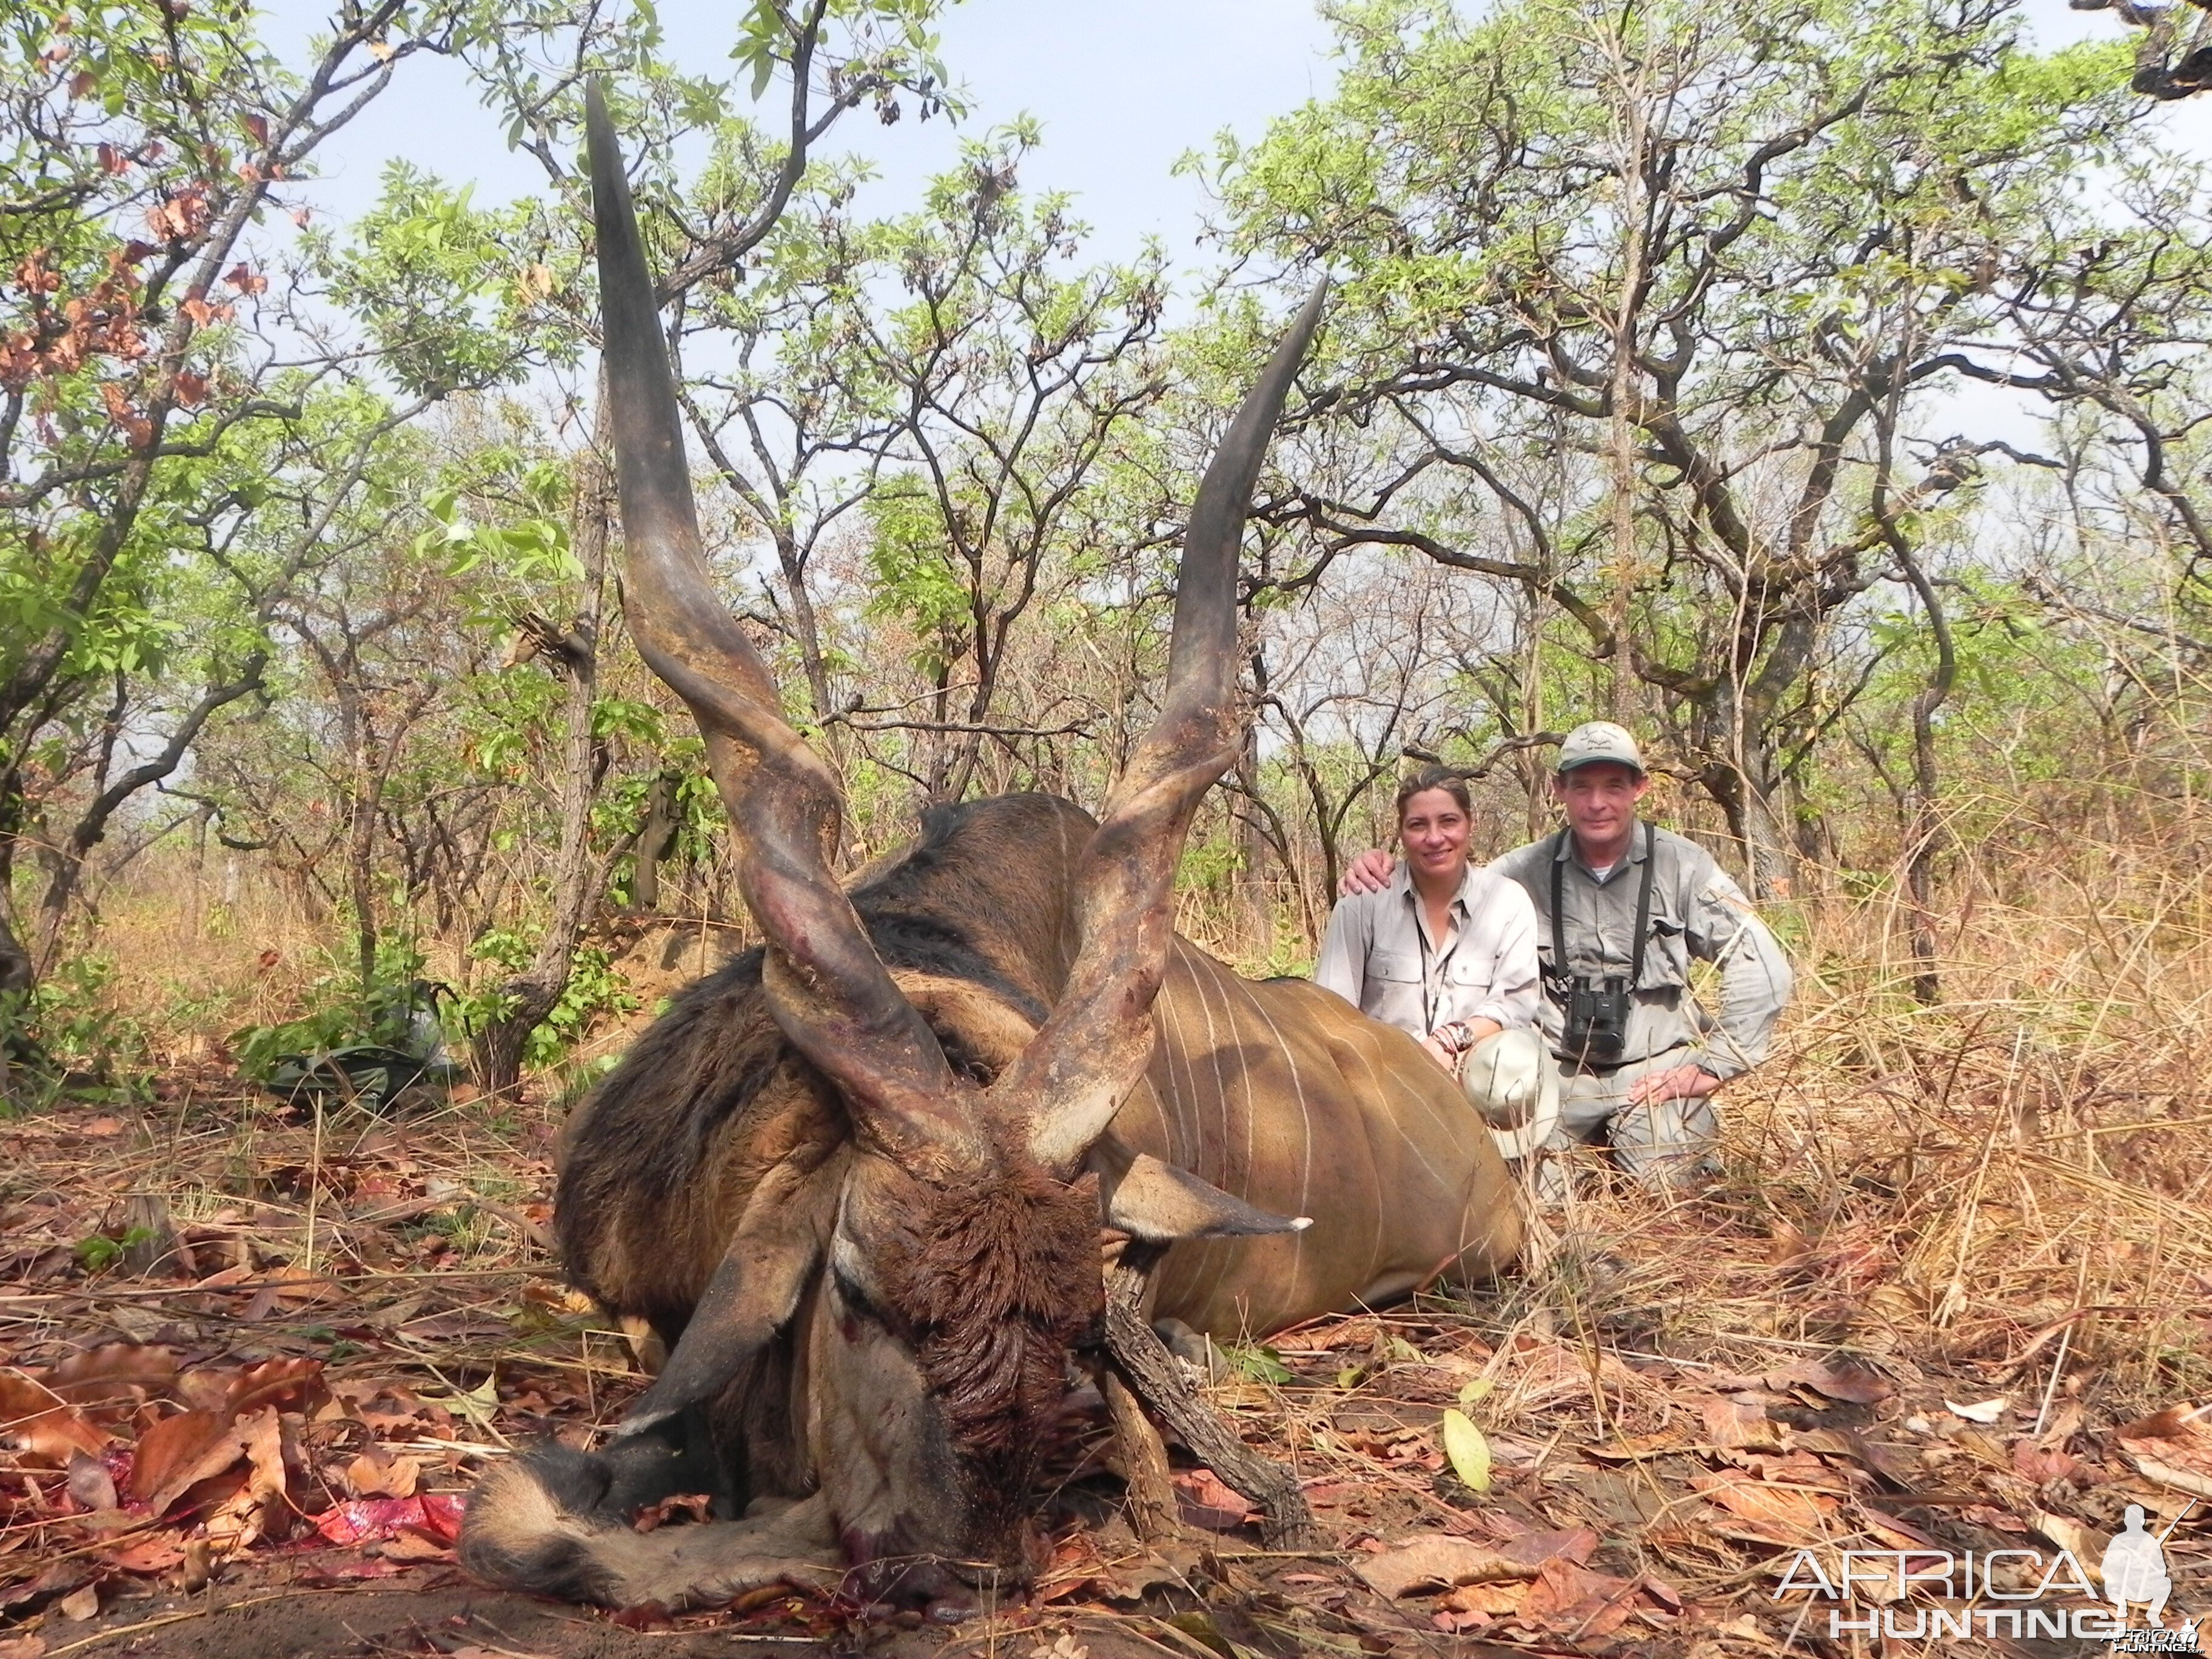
1441;1407;1491;1493
1225;1344;1294;1386
1458;1376;1494;1409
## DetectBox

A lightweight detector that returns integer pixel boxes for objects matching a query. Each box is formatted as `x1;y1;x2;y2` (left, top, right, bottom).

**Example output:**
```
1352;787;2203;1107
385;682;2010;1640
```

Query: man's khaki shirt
1489;823;1792;1076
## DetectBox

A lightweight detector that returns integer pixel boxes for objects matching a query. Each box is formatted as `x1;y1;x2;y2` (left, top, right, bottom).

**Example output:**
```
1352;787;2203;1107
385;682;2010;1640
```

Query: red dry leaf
0;1370;112;1466
97;381;151;447
1173;1467;1253;1531
1356;1535;1536;1598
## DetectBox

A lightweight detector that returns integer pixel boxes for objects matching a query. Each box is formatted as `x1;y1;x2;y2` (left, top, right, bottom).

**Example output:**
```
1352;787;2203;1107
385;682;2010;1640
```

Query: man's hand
1339;848;1396;896
1625;1064;1721;1107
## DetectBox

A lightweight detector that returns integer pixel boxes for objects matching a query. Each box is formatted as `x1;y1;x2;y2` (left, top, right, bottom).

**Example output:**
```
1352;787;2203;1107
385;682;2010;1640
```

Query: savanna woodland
3;0;2211;1653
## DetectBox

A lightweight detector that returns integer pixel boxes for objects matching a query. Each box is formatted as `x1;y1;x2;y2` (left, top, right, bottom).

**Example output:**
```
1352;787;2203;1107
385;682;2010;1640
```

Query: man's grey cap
1555;721;1646;776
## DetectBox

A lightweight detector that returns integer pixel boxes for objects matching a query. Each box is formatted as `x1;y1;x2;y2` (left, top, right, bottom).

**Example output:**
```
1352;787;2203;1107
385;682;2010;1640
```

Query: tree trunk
0;891;36;1113
631;769;677;914
471;438;614;1096
1696;749;1797;903
1892;538;1957;1006
1234;737;1273;960
32;659;265;976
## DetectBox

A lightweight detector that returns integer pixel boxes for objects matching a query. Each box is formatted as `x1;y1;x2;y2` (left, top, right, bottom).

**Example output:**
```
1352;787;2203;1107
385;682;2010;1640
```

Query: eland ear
612;1155;840;1437
1088;1133;1311;1242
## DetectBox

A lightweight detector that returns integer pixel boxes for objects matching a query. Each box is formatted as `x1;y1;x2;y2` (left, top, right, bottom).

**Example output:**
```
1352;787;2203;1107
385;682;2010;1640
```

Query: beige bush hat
1555;720;1646;776
1460;1028;1561;1164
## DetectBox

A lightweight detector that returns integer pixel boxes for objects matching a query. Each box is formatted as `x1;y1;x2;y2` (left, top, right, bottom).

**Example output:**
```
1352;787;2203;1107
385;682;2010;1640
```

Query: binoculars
1562;977;1632;1064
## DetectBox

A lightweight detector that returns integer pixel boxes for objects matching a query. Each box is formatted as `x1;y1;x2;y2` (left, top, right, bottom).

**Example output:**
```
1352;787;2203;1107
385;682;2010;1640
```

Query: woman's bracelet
1435;1021;1473;1054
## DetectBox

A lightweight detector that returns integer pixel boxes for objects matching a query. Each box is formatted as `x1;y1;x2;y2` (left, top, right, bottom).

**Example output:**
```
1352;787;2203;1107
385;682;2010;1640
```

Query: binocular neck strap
1551;820;1658;985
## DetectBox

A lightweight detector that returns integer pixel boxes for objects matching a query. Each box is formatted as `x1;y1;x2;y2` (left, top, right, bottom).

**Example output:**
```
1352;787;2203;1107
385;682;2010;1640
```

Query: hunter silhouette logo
2107;1506;2175;1627
1773;1500;2198;1647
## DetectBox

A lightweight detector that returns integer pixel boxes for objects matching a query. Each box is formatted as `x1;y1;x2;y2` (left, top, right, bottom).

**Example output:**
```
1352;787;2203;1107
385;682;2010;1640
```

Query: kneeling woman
1312;768;1553;1161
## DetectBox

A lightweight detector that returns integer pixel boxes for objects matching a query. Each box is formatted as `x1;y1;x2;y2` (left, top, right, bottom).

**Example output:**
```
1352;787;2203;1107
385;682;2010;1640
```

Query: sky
264;0;2212;264
265;0;1345;266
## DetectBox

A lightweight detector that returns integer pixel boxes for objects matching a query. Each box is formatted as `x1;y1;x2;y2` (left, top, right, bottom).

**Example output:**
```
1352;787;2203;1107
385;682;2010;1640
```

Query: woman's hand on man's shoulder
1338;849;1397;897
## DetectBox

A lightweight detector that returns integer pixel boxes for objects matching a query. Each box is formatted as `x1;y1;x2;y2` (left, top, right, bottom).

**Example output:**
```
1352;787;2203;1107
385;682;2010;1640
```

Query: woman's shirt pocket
1362;949;1427;1033
1369;950;1423;985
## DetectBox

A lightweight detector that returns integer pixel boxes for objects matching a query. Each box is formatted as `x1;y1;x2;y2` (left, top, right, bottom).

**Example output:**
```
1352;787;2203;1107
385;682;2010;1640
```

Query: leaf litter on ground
1;1057;2205;1657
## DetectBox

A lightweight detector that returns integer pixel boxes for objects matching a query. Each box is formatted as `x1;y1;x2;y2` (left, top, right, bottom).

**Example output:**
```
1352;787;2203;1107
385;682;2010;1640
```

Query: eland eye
828;1236;892;1325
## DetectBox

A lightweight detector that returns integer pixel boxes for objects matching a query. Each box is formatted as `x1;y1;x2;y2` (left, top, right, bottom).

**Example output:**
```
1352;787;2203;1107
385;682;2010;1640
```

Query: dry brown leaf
204;1407;289;1552
1771;1359;1892;1405
1172;1467;1253;1530
1520;1558;1641;1638
1720;1449;1848;1490
0;1370;111;1466
378;1530;452;1563
2114;1405;2212;1496
1492;1524;1600;1569
1857;1505;1938;1550
1702;1393;1781;1450
1584;1430;1686;1461
2032;1510;2100;1572
129;1409;238;1515
55;1582;99;1622
520;1280;595;1316
1945;1396;2008;1424
2013;1440;2084;1484
1689;1469;1838;1532
1354;1535;1537;1598
343;1448;420;1499
1443;1580;1528;1615
42;1344;177;1412
2036;1400;2085;1450
221;1356;324;1419
104;1537;186;1575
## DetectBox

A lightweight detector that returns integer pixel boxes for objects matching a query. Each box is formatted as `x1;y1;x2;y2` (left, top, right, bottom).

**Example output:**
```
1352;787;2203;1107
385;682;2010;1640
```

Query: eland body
456;88;1518;1615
